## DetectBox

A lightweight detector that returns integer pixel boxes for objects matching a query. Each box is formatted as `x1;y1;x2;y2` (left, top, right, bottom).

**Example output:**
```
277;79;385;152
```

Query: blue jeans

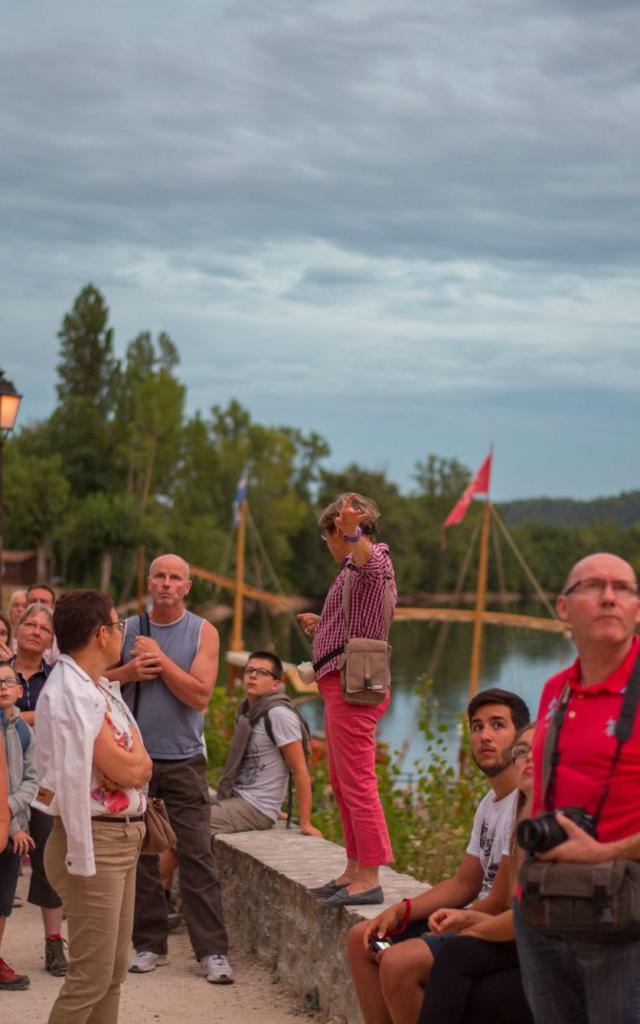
514;899;640;1024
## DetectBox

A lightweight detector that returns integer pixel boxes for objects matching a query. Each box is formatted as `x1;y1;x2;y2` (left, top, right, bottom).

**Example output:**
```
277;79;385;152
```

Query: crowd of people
1;490;640;1024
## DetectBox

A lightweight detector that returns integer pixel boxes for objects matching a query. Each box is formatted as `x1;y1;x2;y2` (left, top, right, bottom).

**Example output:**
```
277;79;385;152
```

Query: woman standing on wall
299;493;397;907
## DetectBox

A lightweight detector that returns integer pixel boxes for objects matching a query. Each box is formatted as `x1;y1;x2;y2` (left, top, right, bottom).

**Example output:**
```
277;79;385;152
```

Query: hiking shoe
200;954;234;984
128;951;169;973
0;957;30;990
45;936;68;977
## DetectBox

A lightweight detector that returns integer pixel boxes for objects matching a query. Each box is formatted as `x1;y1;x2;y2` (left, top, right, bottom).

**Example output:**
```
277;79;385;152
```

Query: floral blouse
90;684;146;817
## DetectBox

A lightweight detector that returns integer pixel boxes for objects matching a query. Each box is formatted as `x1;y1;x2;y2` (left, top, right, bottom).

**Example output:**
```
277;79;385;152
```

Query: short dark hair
247;650;283;680
54;590;114;654
467;688;530;731
0;611;11;645
27;582;55;603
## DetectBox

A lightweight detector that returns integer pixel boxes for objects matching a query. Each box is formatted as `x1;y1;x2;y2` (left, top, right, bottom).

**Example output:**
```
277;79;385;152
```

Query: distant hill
499;491;640;529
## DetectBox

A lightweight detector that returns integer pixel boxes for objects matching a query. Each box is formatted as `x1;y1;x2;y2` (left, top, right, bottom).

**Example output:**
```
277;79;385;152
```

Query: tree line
6;284;640;607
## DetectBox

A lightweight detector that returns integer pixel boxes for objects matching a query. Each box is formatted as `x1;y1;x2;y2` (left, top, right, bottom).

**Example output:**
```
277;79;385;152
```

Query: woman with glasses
10;603;68;975
35;590;151;1024
418;725;536;1024
298;492;397;907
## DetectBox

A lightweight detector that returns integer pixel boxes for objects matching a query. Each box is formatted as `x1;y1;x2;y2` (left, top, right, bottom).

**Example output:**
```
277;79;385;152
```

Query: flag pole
469;496;491;700
228;497;247;693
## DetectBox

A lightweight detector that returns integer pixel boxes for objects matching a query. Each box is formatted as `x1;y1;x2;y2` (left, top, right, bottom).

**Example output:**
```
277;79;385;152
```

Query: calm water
218;614;575;767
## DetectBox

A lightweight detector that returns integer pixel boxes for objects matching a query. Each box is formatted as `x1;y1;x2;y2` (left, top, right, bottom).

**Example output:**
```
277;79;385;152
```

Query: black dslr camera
516;806;597;854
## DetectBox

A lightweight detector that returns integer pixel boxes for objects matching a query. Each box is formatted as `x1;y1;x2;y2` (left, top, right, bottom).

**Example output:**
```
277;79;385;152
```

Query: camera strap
543;651;640;826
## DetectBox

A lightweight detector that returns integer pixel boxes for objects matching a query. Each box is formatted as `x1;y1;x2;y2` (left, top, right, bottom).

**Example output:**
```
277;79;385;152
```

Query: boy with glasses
0;662;37;990
212;651;321;838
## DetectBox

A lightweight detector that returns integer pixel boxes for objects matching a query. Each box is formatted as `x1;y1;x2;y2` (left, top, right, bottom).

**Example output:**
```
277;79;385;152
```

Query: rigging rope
491;506;558;620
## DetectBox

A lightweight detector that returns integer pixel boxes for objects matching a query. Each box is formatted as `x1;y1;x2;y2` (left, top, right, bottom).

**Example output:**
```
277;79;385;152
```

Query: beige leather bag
338;572;393;705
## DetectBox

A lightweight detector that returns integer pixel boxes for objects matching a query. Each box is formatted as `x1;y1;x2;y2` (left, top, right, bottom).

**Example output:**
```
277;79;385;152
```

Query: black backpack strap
132;612;151;720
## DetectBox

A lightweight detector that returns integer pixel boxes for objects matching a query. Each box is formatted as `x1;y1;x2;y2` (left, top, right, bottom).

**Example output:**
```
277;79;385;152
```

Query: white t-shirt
466;788;518;899
233;706;303;821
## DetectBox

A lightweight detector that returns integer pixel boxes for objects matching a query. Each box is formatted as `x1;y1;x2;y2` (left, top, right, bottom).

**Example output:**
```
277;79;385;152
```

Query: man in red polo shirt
516;552;640;1024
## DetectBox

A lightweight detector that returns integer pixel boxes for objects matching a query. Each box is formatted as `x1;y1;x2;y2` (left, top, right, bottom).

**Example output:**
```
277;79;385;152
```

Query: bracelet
390;897;411;937
342;526;363;543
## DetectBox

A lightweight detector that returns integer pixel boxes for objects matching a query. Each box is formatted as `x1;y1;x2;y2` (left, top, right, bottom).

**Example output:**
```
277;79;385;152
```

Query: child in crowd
0;661;37;991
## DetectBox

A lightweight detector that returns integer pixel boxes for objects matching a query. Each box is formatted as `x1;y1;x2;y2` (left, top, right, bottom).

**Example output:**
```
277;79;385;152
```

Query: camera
368;936;392;954
516;806;597;854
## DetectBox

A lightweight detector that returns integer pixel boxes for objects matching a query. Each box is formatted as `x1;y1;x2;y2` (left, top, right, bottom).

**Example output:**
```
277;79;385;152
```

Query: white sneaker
200;954;234;984
129;951;169;973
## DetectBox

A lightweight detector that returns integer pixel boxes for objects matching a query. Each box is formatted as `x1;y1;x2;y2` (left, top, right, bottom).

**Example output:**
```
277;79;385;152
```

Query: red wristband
389;897;411;937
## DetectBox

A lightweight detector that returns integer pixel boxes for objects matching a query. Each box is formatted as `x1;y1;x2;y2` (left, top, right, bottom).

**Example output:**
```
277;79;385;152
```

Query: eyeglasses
0;678;20;689
98;619;126;636
511;742;532;763
21;620;53;637
563;578;639;600
243;666;277;679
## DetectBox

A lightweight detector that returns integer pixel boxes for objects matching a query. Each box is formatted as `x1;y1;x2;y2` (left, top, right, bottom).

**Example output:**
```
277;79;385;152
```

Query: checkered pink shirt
312;543;397;680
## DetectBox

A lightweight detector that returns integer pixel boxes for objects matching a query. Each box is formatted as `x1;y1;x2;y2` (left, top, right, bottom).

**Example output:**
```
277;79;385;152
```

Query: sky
1;0;639;502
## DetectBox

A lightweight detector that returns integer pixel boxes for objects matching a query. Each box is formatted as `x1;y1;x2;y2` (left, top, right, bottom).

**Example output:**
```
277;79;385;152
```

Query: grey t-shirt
233;706;303;821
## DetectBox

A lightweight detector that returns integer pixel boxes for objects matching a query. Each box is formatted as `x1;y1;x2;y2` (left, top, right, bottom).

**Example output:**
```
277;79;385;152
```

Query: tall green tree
3;449;71;578
49;284;120;495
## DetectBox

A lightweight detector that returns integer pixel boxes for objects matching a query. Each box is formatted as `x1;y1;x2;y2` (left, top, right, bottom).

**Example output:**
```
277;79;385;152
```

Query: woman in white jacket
34;590;152;1024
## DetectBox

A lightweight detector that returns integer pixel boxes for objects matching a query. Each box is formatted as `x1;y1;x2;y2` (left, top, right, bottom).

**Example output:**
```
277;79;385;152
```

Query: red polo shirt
532;635;640;844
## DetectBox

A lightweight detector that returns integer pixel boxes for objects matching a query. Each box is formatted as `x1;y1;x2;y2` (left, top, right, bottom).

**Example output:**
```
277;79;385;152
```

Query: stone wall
216;825;427;1023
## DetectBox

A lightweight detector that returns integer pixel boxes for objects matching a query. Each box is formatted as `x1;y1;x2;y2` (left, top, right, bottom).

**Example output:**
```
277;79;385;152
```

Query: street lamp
0;370;22;607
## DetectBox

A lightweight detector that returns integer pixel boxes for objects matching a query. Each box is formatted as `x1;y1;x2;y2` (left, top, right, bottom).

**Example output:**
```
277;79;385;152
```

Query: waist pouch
518;858;640;943
338;638;391;706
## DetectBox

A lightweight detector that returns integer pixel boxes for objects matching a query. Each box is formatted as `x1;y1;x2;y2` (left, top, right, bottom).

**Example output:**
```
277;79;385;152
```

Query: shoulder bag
338;570;393;705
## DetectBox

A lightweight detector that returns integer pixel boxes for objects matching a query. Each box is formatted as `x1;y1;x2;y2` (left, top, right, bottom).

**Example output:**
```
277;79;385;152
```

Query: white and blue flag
232;464;249;528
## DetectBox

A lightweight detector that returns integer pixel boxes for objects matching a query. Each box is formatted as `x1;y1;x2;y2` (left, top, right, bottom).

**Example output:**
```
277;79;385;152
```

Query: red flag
442;453;492;531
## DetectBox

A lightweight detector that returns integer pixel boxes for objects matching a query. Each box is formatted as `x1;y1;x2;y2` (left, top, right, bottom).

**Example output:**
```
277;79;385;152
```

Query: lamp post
0;370;22;607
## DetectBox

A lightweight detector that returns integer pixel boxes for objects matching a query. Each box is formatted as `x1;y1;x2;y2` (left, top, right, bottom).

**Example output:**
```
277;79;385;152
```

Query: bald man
516;552;640;1024
107;554;233;985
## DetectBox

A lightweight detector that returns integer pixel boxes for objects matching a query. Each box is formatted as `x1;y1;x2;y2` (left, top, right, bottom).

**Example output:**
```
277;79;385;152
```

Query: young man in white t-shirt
347;687;530;1024
210;652;322;838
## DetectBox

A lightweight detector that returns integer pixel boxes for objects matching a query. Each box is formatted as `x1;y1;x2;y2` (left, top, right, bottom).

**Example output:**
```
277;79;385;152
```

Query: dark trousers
28;807;63;909
132;754;228;959
420;935;533;1024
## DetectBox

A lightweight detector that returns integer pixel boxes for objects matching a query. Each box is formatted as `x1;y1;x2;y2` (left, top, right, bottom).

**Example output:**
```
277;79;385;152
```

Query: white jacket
33;654;120;876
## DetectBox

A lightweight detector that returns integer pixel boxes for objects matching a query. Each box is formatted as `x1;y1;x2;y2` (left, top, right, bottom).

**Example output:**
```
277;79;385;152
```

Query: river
218;613;575;768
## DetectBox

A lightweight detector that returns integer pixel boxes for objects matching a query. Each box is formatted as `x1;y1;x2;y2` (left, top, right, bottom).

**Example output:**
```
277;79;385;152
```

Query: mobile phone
368;936;392;954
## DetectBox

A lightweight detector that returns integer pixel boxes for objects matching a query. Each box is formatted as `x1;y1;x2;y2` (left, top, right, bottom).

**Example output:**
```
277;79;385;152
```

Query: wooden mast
227;497;247;691
468;495;491;700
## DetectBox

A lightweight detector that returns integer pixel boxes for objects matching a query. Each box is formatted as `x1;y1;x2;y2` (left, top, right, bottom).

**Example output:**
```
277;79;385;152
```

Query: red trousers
318;671;393;867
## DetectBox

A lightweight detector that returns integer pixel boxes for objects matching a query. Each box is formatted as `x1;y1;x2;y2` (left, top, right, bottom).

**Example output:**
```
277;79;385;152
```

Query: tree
49;284;120;495
3;448;71;578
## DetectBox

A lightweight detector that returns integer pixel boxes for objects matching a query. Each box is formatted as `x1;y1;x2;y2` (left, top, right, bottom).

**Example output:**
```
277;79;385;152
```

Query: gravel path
3;870;320;1024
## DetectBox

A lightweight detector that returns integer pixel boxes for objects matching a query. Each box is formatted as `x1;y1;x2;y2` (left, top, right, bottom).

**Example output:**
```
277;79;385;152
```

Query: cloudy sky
2;0;639;501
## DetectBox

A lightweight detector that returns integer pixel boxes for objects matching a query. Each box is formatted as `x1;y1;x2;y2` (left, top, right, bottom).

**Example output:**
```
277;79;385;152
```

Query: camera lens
516;814;567;854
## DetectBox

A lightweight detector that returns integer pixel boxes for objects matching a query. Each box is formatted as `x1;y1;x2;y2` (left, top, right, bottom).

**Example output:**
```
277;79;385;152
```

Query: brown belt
92;814;145;824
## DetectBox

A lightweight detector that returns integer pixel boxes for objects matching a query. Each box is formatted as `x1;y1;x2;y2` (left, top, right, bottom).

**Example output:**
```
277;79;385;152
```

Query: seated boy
0;661;37;991
211;651;322;838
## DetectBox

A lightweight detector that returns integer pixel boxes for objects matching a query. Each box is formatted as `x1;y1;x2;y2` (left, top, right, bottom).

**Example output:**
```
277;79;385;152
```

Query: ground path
5;869;325;1024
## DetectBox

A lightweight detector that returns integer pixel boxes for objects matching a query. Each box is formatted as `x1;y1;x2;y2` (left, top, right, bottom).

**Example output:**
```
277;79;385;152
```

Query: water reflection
217;617;575;767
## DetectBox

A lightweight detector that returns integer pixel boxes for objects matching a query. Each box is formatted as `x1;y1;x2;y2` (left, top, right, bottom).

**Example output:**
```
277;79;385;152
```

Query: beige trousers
44;818;145;1024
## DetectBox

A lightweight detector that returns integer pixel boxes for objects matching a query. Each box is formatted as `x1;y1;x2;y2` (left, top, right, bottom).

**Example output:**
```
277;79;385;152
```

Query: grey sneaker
128;951;169;973
45;936;68;977
201;954;234;984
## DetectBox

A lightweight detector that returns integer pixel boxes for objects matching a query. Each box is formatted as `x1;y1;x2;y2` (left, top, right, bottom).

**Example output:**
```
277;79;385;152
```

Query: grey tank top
121;610;205;760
